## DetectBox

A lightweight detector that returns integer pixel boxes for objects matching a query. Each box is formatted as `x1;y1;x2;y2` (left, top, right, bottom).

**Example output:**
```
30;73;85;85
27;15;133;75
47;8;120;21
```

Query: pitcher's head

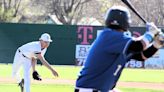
39;33;52;48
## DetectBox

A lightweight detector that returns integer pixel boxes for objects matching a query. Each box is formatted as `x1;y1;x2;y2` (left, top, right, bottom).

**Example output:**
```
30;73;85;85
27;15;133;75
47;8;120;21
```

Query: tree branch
13;0;22;17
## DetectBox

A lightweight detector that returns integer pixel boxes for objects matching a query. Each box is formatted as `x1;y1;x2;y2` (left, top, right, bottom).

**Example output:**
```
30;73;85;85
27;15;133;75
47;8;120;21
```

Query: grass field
0;64;164;92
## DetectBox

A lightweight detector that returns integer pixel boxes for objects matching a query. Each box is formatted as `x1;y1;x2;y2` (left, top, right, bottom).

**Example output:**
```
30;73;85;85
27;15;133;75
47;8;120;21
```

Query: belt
75;88;99;92
18;49;28;58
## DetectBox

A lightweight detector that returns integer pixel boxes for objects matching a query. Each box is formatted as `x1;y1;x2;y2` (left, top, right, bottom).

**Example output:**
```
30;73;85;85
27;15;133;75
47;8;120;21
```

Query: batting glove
153;32;164;49
146;22;161;37
142;22;161;49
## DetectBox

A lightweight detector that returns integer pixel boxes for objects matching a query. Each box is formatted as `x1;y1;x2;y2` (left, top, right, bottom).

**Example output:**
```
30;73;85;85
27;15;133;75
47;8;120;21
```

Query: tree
0;0;163;26
49;0;93;24
0;0;22;22
125;0;164;26
98;0;164;26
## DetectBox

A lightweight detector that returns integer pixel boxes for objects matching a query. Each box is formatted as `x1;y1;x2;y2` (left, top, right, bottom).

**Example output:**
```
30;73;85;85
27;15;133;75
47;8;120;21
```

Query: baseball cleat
18;79;24;92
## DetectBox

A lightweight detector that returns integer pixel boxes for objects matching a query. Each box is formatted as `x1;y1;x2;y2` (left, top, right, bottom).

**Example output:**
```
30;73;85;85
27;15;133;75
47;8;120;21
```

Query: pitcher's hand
51;69;59;77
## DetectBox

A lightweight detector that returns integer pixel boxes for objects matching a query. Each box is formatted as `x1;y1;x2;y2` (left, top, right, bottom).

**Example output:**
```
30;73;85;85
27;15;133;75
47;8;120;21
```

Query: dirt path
0;77;164;90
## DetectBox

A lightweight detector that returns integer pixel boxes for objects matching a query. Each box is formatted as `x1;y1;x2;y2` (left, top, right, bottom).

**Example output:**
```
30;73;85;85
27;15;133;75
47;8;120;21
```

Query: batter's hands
146;22;161;37
153;32;164;48
51;69;59;77
32;71;42;81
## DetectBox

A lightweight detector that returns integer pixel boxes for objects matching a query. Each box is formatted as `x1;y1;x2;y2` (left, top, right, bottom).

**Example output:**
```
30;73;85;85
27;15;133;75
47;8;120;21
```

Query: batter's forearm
142;45;158;58
131;45;158;61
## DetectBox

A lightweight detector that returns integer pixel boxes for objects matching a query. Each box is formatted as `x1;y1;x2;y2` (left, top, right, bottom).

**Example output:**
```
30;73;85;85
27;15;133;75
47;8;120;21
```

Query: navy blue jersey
76;28;132;92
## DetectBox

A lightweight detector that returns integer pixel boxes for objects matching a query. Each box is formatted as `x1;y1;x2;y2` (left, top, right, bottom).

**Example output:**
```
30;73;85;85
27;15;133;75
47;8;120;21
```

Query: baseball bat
121;0;147;24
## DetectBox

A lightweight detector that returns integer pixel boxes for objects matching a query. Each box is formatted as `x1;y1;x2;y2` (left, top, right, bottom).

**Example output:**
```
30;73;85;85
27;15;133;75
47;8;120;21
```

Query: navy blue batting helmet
105;6;131;31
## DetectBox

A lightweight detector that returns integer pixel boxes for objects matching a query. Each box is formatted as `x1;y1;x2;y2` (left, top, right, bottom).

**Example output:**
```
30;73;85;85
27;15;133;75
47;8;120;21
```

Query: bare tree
50;0;93;24
156;0;164;26
0;0;163;26
128;0;164;26
0;0;22;22
98;0;164;26
13;0;22;17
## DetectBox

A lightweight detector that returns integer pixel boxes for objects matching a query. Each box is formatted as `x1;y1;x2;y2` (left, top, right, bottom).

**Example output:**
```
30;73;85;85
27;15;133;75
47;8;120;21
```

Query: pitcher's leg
23;59;32;92
12;50;23;83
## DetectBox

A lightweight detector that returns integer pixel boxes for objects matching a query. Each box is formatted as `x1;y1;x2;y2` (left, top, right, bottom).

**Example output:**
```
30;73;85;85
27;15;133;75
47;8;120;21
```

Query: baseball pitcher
12;33;58;92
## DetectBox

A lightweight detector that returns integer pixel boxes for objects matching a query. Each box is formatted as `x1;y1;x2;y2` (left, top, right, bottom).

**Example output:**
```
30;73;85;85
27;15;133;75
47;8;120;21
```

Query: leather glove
32;71;42;81
153;32;164;48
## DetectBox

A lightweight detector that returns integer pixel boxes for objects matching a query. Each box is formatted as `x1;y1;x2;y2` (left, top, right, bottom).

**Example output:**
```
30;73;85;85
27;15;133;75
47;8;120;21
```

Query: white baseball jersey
19;41;47;59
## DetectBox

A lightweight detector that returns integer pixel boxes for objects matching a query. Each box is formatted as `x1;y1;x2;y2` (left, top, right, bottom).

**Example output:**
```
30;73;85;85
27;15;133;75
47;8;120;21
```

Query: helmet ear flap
105;6;131;31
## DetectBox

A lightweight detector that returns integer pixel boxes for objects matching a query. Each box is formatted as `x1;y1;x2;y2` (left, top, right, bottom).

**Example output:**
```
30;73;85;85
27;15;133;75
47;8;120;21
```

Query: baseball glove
32;71;42;81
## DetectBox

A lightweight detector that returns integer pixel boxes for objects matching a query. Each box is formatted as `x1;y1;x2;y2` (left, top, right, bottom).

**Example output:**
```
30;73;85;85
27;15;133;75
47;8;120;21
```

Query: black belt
75;88;99;92
18;49;28;58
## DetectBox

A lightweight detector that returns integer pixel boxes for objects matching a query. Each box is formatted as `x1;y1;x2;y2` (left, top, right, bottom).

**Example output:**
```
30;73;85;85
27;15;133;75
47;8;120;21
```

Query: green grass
120;68;164;83
0;64;81;79
0;64;164;92
0;84;74;92
36;65;81;79
31;84;74;92
2;64;164;82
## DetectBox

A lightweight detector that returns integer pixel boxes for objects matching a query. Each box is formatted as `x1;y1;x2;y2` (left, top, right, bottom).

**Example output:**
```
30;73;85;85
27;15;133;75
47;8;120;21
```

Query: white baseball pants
12;49;32;92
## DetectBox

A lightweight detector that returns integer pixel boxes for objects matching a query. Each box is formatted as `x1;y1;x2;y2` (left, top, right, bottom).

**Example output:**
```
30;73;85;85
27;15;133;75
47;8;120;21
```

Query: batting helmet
105;6;131;31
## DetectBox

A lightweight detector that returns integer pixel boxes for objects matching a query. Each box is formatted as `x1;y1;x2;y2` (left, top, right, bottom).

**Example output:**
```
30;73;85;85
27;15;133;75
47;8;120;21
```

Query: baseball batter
12;33;58;92
75;6;163;92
